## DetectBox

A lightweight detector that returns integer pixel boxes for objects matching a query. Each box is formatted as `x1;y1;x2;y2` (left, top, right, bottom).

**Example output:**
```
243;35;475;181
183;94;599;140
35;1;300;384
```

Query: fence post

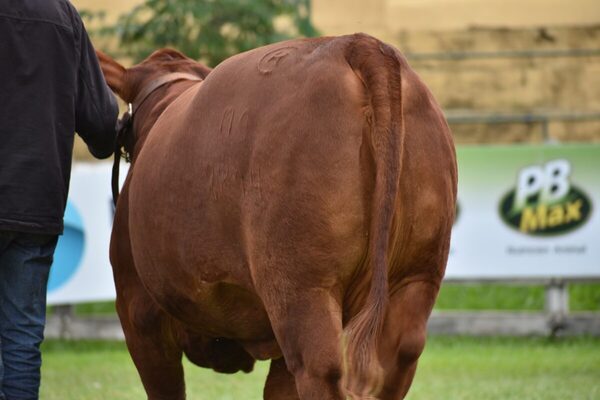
545;279;569;335
53;304;75;339
541;117;550;143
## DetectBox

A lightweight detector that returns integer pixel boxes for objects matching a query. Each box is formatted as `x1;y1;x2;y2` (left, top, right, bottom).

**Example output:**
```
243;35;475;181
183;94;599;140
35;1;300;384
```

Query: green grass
41;284;599;398
53;283;600;316
40;340;269;400
434;282;600;311
73;301;116;315
40;337;600;399
434;284;546;311
409;336;600;400
570;283;600;311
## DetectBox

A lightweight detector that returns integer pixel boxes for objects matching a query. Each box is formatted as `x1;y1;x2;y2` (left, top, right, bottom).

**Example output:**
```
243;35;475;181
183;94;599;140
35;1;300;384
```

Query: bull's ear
192;63;212;79
96;50;128;101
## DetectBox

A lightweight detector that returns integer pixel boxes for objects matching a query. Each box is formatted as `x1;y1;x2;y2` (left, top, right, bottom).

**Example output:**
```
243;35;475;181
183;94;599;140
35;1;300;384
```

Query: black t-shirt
0;0;118;234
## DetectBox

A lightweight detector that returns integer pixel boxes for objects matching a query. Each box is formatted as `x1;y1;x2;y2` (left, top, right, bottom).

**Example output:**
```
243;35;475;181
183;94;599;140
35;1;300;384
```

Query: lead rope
112;104;133;207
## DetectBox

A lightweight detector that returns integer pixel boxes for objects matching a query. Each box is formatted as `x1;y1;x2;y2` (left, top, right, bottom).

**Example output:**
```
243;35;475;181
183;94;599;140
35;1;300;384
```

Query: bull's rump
128;37;370;336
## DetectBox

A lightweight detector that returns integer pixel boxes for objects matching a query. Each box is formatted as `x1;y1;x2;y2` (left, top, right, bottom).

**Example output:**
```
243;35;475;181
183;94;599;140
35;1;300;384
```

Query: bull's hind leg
260;287;345;400
377;279;441;399
263;358;300;399
115;288;186;400
110;187;186;400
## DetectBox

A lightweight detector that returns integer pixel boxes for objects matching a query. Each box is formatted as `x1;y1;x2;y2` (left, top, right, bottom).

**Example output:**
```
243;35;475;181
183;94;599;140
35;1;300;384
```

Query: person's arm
73;13;118;159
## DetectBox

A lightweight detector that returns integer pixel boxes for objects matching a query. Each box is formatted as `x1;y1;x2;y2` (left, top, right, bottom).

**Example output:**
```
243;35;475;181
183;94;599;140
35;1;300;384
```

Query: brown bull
98;33;457;399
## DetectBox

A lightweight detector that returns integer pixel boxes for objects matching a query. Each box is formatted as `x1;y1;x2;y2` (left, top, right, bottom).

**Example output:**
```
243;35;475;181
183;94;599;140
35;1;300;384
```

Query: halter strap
112;72;203;206
132;72;203;114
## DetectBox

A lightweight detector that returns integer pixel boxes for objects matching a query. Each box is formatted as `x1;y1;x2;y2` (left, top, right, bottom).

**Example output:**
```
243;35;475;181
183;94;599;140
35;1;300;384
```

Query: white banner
447;144;600;279
47;144;600;304
47;162;127;305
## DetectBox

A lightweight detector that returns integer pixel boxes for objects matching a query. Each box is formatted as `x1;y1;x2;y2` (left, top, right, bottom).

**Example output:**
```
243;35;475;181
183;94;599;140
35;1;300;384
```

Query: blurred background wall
313;0;600;144
71;0;600;159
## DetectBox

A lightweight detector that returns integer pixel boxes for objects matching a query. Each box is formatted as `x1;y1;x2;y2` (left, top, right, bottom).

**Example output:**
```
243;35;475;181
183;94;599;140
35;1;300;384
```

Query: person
0;0;118;398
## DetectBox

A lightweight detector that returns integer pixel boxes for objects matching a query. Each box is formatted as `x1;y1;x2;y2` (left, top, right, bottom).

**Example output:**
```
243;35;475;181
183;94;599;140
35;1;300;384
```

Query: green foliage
106;0;318;66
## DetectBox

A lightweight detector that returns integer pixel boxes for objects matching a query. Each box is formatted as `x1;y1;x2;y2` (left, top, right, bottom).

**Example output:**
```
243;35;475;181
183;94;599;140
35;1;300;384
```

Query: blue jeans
0;232;57;400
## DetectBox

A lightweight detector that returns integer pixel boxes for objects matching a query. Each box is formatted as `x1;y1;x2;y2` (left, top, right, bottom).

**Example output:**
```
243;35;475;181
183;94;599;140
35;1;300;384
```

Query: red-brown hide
99;33;457;400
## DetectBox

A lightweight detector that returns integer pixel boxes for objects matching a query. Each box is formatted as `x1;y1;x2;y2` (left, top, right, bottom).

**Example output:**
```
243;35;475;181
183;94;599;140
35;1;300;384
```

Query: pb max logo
499;159;592;236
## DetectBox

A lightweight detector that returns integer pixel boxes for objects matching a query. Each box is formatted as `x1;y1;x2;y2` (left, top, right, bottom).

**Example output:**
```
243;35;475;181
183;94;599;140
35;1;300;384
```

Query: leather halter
112;72;203;206
131;72;203;114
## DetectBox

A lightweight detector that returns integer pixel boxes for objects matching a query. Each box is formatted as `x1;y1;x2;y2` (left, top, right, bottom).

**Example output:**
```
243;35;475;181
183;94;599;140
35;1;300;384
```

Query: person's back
0;1;117;398
0;0;117;233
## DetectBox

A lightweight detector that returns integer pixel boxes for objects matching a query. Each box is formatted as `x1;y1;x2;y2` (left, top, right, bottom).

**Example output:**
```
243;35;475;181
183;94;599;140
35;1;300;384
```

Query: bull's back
128;37;372;332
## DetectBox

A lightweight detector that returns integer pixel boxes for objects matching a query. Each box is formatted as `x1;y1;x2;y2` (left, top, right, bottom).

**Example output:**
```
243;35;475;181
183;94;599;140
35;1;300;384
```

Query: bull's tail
343;34;404;398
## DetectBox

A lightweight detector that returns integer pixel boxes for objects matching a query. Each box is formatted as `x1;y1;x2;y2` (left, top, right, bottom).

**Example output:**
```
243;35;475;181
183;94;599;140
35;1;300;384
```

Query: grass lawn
409;337;600;400
434;282;600;311
61;282;600;317
40;336;600;400
42;283;599;398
